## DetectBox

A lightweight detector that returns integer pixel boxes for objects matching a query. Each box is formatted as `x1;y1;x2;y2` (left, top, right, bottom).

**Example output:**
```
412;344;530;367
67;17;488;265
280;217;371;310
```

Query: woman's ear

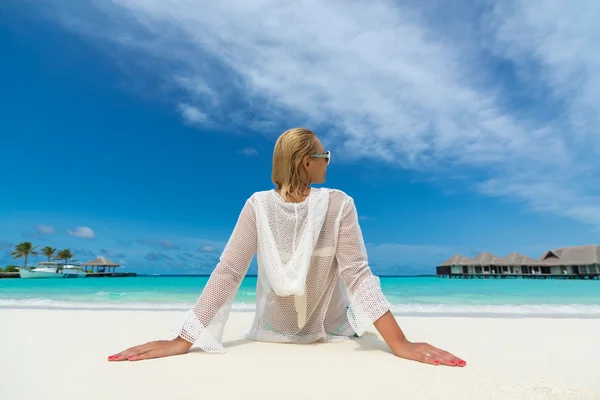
302;155;311;169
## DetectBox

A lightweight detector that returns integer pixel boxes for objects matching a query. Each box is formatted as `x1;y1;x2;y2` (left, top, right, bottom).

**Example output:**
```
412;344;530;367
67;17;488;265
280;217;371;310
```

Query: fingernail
458;361;466;366
127;356;132;360
434;359;440;364
450;360;456;365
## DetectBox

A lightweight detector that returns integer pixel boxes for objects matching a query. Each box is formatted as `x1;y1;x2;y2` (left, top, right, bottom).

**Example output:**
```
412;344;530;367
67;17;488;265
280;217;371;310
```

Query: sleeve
173;199;257;353
335;197;391;336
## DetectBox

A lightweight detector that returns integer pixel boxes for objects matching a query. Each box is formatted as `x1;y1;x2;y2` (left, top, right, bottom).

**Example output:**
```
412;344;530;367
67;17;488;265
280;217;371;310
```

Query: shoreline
3;304;600;320
3;299;600;319
1;309;599;399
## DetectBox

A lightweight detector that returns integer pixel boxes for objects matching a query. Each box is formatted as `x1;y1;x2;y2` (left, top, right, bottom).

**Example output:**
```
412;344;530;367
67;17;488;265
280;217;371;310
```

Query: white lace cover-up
174;188;391;353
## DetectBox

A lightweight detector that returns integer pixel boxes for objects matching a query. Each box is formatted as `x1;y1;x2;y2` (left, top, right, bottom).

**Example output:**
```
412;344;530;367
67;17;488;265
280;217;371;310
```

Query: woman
108;128;466;367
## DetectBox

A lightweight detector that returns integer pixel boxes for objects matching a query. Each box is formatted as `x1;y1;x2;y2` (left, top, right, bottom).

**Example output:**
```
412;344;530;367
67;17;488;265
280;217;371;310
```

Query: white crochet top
174;188;391;353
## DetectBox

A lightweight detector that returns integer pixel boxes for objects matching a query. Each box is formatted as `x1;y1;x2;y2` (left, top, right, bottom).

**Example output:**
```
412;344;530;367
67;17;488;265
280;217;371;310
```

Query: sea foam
1;298;600;318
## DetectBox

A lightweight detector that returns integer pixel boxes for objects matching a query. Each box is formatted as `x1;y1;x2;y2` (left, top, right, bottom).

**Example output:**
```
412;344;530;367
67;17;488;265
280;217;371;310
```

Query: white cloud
240;147;259;156
179;103;208;125
157;239;177;249
137;239;181;250
200;245;216;253
481;0;600;224
36;225;55;234
42;0;600;226
67;226;96;239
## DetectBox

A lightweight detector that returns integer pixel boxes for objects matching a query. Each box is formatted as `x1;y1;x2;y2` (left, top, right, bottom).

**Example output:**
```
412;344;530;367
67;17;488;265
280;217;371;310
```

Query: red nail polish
434;359;440;364
450;360;456;365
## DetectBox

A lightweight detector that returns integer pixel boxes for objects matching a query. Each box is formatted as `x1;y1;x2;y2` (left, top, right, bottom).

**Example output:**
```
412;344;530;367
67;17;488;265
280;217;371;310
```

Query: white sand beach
1;309;599;400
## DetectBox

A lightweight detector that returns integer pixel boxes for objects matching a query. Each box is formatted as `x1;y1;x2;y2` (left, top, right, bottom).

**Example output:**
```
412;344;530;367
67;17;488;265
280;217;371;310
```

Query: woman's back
174;187;390;353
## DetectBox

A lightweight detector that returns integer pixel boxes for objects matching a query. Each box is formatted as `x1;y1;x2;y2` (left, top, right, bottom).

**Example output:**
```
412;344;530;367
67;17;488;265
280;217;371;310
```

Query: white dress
174;187;391;353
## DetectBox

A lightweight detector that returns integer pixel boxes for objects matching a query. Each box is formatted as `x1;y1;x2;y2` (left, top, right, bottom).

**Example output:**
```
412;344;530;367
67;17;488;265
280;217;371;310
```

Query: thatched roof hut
538;244;600;266
497;252;539;266
81;257;120;273
81;257;120;267
438;245;600;269
471;251;503;266
438;254;473;266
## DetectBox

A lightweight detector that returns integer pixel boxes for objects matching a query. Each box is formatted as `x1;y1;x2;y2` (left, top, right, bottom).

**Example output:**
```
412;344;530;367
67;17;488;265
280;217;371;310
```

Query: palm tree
10;242;39;269
56;249;74;272
41;246;57;262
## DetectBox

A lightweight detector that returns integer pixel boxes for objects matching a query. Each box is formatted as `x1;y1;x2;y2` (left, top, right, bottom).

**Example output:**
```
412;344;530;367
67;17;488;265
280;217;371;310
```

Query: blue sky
1;1;598;275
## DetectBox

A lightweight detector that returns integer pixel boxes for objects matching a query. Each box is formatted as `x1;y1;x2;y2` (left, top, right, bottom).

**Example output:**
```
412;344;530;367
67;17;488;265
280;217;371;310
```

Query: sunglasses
309;151;331;165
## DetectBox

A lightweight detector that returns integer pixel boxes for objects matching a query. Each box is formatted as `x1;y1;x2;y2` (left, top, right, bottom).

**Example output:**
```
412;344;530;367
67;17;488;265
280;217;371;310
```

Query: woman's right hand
392;340;466;367
108;336;193;362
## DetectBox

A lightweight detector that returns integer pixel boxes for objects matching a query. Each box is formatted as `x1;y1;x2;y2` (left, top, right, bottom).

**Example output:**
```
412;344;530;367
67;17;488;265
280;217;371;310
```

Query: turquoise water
1;276;599;317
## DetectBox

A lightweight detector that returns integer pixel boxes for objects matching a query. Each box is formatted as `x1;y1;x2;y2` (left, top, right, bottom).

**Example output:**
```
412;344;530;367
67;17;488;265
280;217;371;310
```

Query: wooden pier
85;272;137;278
438;273;600;280
0;272;137;279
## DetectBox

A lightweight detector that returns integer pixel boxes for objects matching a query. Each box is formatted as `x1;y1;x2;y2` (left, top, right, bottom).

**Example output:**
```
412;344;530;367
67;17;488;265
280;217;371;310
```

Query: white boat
19;262;87;279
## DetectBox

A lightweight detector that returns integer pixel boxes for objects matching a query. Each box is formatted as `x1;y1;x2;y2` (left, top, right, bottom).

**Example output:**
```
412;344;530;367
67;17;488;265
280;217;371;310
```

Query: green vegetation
56;249;74;272
10;242;39;269
6;242;76;272
41;246;57;262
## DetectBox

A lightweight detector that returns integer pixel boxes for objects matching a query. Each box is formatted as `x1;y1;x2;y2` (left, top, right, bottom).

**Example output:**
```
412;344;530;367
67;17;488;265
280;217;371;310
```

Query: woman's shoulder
244;187;354;206
313;187;351;201
248;189;274;198
322;187;351;199
245;190;273;205
319;188;355;210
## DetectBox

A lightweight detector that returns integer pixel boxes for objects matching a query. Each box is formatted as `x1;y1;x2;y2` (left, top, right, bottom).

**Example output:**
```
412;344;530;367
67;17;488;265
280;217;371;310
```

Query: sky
1;0;599;275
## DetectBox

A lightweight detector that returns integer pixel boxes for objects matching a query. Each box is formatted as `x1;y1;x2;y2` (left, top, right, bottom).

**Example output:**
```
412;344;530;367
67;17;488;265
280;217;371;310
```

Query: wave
2;298;600;318
387;303;600;318
94;291;127;297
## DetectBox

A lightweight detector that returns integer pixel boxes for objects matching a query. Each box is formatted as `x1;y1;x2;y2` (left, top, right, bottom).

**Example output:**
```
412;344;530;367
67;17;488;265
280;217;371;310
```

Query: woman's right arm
175;199;257;349
109;199;257;362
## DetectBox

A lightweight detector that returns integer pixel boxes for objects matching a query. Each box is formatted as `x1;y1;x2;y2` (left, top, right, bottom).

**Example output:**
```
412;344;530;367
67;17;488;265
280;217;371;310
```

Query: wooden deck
85;272;137;278
438;273;600;280
0;272;137;279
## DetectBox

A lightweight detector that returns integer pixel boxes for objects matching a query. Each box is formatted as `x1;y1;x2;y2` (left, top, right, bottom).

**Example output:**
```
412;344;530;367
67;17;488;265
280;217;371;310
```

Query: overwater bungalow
436;244;600;279
81;256;136;277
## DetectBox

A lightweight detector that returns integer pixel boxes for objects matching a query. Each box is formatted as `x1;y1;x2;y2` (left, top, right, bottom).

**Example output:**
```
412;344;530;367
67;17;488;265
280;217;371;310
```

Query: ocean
1;276;600;318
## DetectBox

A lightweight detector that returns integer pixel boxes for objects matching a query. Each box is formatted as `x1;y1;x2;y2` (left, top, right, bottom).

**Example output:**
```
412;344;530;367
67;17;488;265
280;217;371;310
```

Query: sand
1;309;599;400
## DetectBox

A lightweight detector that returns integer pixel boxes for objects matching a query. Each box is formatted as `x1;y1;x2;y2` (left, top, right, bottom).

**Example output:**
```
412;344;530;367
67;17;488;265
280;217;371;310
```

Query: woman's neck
277;185;311;203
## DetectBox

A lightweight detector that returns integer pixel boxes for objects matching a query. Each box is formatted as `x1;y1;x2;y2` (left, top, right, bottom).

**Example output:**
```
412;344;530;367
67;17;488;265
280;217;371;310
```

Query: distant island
1;241;134;278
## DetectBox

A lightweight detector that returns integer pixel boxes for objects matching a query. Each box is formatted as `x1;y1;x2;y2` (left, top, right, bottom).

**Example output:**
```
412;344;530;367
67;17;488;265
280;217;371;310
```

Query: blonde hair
272;128;318;202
